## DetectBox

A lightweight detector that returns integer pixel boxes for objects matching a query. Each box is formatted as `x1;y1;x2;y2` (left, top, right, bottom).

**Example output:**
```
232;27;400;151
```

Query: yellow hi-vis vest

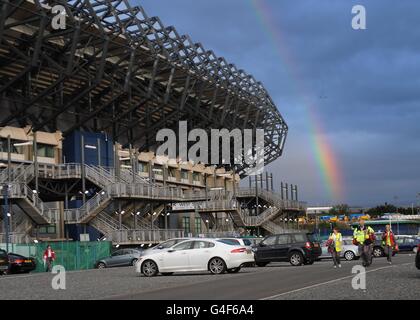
329;233;342;252
353;226;374;244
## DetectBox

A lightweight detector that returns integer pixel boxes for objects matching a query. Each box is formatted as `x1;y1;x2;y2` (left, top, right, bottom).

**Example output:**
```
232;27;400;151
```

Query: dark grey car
96;249;143;269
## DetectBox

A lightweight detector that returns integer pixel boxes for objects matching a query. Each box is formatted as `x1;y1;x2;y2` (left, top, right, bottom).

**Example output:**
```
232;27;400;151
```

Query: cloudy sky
136;0;420;207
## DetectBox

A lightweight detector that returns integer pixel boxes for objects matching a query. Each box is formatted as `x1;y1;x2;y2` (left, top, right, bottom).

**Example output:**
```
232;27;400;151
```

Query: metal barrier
0;241;112;272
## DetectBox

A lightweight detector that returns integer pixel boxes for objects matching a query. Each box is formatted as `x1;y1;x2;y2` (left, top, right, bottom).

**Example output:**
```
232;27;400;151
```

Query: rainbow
249;0;344;202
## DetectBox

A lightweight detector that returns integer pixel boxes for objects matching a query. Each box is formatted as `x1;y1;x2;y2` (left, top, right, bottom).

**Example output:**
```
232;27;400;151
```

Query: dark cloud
137;0;420;206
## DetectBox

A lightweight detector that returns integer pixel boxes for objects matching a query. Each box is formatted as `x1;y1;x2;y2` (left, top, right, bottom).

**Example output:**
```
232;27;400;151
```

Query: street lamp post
2;184;10;253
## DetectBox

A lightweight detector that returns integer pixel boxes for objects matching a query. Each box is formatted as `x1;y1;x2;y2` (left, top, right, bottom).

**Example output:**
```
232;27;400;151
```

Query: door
160;240;194;272
274;234;292;260
257;236;278;260
108;250;126;266
188;241;215;270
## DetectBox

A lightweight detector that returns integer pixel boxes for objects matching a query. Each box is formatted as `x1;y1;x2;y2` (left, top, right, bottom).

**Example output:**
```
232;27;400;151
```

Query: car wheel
373;247;383;258
304;259;314;265
208;257;227;275
161;272;174;276
256;262;268;267
289;252;304;266
131;258;138;266
344;251;355;261
142;260;158;277
227;267;241;273
97;262;106;269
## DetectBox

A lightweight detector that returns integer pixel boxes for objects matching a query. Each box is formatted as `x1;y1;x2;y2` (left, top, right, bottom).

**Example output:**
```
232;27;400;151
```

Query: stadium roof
0;0;288;176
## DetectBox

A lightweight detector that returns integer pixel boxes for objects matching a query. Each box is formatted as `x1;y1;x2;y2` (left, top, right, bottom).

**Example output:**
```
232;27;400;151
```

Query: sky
135;0;420;207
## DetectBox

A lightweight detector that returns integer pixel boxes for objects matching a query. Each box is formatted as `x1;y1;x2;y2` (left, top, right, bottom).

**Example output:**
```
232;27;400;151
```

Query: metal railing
3;183;59;223
64;191;112;223
108;229;185;243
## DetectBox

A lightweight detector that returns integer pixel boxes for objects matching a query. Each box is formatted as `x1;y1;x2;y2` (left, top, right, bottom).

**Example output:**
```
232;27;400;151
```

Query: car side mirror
168;249;175;253
259;243;265;247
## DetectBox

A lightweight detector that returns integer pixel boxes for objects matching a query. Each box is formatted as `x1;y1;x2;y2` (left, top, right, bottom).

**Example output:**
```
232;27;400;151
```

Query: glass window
193;241;213;249
193;172;201;182
139;163;149;173
181;170;189;179
37;143;55;158
261;236;277;246
182;217;191;234
195;217;202;234
293;234;306;243
218;239;240;246
173;241;194;251
0;138;25;154
278;235;292;245
168;168;176;178
112;250;123;256
242;239;252;246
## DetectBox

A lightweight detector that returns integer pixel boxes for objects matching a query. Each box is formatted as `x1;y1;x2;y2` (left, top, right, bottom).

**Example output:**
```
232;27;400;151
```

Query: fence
0;241;111;272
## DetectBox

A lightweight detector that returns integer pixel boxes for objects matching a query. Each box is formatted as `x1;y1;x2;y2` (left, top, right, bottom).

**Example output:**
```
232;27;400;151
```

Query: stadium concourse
0;0;304;245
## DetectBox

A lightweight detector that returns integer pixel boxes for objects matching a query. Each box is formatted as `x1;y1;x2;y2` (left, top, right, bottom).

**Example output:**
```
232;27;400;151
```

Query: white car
136;238;255;277
140;238;190;256
320;238;360;261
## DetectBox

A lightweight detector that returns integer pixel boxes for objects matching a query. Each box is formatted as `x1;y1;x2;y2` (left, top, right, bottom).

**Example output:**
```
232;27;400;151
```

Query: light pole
2;184;10;253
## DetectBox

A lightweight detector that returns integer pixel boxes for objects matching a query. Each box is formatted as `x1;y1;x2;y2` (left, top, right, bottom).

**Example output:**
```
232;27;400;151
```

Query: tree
366;203;397;216
329;204;350;216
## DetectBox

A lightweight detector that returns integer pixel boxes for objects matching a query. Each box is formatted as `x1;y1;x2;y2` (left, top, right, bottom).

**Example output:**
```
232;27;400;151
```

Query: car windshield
0;250;7;258
307;233;320;242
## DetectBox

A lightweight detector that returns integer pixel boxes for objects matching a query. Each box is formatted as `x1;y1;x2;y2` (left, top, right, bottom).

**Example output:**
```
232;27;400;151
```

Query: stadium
0;0;305;245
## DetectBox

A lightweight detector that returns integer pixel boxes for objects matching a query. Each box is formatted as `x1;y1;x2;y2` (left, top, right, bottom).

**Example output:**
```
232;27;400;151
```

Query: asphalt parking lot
0;254;418;300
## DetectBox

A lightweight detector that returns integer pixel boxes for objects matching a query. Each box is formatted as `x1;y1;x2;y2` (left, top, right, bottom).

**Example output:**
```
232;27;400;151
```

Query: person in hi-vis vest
327;227;342;268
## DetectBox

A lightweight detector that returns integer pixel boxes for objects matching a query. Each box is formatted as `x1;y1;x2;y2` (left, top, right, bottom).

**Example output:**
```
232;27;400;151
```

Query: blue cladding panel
63;131;114;167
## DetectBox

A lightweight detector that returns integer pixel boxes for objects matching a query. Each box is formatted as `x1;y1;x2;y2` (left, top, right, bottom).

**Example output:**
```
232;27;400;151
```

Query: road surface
0;254;418;300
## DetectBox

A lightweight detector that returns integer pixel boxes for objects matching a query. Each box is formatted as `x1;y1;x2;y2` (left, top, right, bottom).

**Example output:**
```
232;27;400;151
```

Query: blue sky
135;0;420;207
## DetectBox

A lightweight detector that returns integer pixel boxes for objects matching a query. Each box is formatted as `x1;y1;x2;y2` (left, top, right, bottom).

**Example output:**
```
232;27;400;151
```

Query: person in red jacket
43;245;56;272
382;225;397;264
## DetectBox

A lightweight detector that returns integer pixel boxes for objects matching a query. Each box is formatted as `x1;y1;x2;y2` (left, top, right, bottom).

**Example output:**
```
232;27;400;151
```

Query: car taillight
305;242;312;249
13;259;24;264
231;248;247;253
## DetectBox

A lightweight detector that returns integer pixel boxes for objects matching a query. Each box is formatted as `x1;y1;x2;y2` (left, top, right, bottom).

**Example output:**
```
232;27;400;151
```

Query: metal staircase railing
108;229;185;244
3;183;59;224
261;219;302;235
64;191;112;223
0;163;26;183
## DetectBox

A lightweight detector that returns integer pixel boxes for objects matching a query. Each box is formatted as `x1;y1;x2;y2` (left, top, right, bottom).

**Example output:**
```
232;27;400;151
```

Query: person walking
353;219;375;267
43;245;56;272
382;224;397;264
327;227;343;268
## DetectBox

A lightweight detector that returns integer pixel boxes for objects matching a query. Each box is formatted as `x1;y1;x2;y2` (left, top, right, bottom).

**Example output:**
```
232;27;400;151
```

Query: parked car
140;238;190;256
415;244;420;270
217;238;253;249
319;238;360;261
96;249;143;268
0;249;9;275
136;238;255;277
7;253;36;274
372;238;398;258
253;233;322;267
395;236;420;253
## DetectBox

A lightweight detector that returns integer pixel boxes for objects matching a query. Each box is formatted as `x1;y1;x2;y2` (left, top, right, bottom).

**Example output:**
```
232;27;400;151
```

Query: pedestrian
43;245;56;272
327;227;342;268
382;224;397;265
353;219;375;267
